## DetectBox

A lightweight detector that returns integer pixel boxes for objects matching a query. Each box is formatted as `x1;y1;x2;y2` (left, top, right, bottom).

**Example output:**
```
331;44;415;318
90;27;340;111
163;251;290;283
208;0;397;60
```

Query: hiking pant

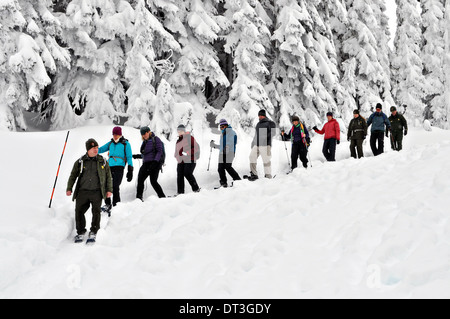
370;131;385;156
249;146;272;178
291;142;308;169
75;190;102;235
390;131;404;151
137;163;166;199
105;166;124;207
177;163;200;194
322;138;337;162
218;162;241;185
350;138;364;159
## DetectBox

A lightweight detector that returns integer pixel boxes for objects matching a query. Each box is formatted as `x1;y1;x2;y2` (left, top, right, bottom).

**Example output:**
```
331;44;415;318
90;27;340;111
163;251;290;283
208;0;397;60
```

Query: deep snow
1;124;450;298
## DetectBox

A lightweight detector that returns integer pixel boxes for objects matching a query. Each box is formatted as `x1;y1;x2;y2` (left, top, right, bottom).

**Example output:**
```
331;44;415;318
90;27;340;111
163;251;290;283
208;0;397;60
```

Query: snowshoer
132;126;166;200
174;124;201;194
247;109;277;181
210;119;241;187
389;106;408;151
98;126;133;214
313;112;340;162
66;139;113;243
367;103;391;156
347;110;367;159
281;115;310;170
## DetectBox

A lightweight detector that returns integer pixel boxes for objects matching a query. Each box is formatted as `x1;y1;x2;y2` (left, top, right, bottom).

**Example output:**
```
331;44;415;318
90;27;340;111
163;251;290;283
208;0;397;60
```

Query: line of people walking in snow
65;103;407;242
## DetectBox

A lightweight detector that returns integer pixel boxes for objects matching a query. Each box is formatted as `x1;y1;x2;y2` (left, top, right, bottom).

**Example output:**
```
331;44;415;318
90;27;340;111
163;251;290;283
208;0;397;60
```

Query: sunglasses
220;125;227;128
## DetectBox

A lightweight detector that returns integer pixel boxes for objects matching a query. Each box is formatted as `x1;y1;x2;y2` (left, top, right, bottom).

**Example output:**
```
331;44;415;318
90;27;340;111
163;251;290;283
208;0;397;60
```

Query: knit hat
291;115;300;122
85;138;99;151
353;109;360;115
258;109;266;117
376;103;383;109
177;124;186;132
112;126;122;136
219;119;228;126
390;106;397;112
140;126;150;135
326;111;333;117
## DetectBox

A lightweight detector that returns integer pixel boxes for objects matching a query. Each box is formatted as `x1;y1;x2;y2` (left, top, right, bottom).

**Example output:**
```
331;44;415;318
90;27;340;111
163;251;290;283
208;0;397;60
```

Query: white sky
385;1;397;49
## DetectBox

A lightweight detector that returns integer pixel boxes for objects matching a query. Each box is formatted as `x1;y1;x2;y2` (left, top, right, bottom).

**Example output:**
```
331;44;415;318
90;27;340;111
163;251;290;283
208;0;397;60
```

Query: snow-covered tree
391;0;426;121
218;0;274;132
124;0;180;132
340;0;393;115
48;0;135;129
0;0;70;131
422;0;447;126
443;0;450;127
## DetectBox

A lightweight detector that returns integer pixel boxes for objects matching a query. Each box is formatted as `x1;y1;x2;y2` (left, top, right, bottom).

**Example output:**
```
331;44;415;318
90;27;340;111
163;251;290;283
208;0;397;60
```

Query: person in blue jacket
132;126;166;199
210;119;241;187
367;103;391;156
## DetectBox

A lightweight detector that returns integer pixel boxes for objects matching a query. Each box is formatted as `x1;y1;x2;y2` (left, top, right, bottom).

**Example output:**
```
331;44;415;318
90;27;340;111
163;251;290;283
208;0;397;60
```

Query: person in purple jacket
132;126;166;200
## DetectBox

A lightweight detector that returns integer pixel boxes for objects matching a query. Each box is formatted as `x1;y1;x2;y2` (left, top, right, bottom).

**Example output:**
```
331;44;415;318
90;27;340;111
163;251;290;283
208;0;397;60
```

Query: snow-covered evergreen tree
391;0;426;121
421;0;446;126
48;0;134;129
443;0;450;127
124;0;180;133
0;0;70;131
218;0;274;132
340;0;393;115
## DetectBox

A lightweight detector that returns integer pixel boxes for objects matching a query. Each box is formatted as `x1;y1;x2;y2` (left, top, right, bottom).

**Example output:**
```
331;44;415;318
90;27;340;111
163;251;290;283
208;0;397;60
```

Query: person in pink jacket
313;112;341;162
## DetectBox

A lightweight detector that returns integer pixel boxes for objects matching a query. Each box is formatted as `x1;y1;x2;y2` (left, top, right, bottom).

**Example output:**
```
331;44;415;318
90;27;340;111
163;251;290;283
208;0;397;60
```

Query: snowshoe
101;204;112;216
243;173;258;181
86;232;96;245
74;233;85;244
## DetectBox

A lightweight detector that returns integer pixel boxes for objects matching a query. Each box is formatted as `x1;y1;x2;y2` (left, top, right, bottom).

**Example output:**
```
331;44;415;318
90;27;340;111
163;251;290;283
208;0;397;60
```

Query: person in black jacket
281;115;310;170
247;110;276;181
347;110;367;159
389;106;408;151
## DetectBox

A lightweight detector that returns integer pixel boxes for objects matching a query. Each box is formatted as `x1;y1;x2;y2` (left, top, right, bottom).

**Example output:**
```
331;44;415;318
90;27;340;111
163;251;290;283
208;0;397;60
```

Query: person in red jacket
313;112;341;162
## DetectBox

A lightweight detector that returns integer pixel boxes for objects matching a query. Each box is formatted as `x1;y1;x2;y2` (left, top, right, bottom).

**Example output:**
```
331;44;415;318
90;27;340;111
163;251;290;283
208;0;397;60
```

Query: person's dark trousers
391;131;403;151
291;142;308;169
370;131;385;156
75;190;102;235
218;162;241;185
322;138;337;161
177;162;199;194
137;164;166;199
350;138;364;159
105;166;124;207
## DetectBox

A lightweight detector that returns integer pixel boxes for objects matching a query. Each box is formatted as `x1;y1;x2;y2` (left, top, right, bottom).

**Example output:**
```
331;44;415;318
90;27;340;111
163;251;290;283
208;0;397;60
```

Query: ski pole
49;131;70;208
207;146;213;171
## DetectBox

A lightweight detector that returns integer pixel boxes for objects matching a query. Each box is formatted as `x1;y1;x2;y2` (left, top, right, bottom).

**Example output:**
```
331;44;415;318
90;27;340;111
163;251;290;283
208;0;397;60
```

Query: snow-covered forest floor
1;125;450;298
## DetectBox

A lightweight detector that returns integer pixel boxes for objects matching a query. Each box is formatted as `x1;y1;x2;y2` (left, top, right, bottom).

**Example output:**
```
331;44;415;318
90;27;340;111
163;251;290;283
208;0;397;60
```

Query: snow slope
1;125;450;298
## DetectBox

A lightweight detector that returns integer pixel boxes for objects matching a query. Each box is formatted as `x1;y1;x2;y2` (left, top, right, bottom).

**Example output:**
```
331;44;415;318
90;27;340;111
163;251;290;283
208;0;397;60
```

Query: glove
404;129;407;136
132;154;142;159
126;166;134;182
182;151;188;157
306;137;311;145
210;140;216;148
385;131;389;138
312;126;318;131
347;137;350;142
363;135;366;140
337;140;340;145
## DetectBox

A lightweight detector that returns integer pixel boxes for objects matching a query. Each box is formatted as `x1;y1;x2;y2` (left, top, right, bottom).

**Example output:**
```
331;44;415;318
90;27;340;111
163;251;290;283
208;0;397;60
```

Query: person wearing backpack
389;106;408;151
210;119;241;188
133;126;166;200
281;115;310;170
66;139;113;243
174;124;201;194
98;126;133;214
367;103;391;156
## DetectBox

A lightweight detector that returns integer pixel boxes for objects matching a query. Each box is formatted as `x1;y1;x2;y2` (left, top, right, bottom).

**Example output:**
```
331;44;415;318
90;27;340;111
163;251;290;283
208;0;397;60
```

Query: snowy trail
1;127;450;298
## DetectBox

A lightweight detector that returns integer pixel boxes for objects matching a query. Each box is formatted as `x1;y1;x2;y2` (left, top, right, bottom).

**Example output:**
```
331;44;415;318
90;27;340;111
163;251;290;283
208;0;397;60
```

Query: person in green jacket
389;106;408;151
347;109;367;159
66;138;113;243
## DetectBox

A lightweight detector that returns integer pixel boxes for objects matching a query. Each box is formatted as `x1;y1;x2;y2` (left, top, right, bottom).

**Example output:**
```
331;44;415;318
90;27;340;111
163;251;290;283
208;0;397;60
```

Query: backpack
152;136;166;169
108;138;129;166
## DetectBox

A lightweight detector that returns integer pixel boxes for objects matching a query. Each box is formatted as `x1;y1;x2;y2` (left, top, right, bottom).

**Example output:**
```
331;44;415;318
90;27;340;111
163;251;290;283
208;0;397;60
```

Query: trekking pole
49;131;70;208
207;146;213;171
390;131;397;151
281;129;291;168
